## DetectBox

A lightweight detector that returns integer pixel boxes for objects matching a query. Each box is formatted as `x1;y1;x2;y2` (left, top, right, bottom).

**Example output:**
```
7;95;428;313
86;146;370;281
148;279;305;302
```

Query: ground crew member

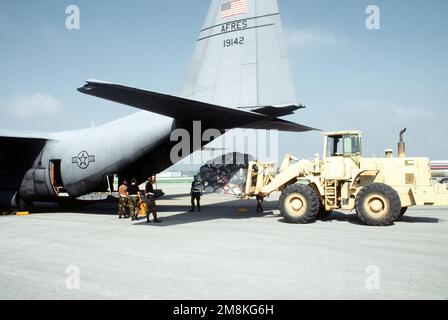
256;195;264;213
189;177;202;212
118;180;129;219
128;178;141;221
145;176;161;223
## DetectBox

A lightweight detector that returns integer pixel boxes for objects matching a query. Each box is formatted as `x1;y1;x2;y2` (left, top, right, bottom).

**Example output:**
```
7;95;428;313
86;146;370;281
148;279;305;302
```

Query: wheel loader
243;129;448;226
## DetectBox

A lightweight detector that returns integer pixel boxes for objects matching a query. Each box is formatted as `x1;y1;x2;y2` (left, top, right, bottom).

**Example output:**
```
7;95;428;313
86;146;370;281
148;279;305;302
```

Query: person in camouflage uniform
118;180;129;219
145;176;161;223
129;196;139;220
127;178;141;221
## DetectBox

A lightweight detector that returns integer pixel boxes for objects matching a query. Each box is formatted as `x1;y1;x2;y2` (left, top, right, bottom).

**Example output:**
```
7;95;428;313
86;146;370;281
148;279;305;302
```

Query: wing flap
243;118;319;132
250;105;305;118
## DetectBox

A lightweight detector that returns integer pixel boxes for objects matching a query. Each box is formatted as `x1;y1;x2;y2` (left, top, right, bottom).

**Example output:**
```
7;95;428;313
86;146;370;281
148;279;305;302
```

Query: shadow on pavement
25;197;442;227
134;199;279;227
397;215;441;224
159;193;191;200
29;202;118;215
317;211;365;226
278;210;441;227
277;211;366;226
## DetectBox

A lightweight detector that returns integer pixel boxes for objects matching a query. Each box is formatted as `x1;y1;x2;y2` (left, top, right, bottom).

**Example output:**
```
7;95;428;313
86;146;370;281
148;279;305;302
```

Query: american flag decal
221;0;248;18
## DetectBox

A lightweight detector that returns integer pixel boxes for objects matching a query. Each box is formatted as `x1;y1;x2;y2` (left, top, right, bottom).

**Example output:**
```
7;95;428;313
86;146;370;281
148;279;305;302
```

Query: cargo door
49;160;69;197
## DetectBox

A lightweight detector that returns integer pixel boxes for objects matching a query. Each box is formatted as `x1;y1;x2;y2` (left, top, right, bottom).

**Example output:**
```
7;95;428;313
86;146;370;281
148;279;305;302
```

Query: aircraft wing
0;131;50;168
0;132;49;192
0;130;53;140
78;81;262;122
78;80;317;132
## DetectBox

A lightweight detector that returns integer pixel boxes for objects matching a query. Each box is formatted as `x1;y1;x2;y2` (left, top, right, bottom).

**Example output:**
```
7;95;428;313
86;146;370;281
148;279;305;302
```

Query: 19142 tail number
224;37;244;48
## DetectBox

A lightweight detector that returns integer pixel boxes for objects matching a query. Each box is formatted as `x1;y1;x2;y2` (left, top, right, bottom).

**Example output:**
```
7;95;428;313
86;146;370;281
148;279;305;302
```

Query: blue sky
0;0;447;160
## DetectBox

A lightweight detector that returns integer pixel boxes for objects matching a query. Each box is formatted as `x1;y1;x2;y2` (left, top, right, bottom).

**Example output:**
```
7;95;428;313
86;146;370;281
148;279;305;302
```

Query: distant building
430;161;448;184
157;171;184;179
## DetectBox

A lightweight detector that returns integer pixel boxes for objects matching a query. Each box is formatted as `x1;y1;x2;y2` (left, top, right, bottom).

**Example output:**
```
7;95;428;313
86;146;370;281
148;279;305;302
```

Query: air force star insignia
72;151;96;169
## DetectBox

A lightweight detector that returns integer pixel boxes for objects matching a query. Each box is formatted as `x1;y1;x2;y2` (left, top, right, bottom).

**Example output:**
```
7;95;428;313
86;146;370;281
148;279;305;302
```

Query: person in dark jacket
256;195;264;213
189;177;202;212
128;178;141;221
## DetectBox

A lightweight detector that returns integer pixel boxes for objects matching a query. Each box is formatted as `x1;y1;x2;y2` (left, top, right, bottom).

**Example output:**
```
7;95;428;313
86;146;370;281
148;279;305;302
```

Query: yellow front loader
243;130;448;226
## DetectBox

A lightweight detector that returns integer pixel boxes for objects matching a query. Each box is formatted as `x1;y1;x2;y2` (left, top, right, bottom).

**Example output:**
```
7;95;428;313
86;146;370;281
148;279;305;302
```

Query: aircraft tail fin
181;0;297;108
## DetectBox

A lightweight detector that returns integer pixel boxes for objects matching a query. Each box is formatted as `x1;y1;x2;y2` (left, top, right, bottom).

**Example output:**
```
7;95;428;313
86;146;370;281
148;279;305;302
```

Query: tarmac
0;183;447;300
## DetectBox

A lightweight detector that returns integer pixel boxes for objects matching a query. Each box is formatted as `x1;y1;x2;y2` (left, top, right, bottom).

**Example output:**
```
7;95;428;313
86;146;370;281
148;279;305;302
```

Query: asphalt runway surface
1;183;447;300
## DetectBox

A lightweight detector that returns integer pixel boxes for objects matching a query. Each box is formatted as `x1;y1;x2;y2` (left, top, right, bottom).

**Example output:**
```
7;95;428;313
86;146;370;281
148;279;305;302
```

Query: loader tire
355;183;401;226
279;184;319;224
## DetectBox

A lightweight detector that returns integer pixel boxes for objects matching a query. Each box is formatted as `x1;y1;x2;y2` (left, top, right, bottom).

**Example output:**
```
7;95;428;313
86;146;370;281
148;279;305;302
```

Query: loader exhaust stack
398;128;407;158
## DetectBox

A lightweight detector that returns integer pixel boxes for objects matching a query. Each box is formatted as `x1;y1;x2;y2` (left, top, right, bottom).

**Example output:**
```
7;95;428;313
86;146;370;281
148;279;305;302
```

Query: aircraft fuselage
17;112;176;204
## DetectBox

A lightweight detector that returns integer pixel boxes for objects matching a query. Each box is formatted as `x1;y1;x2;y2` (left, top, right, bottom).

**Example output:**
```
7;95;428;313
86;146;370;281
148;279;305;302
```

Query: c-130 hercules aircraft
0;0;316;210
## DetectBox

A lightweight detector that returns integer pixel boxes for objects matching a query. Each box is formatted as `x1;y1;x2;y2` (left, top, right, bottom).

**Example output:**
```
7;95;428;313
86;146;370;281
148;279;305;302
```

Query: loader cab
324;131;362;158
322;131;362;179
